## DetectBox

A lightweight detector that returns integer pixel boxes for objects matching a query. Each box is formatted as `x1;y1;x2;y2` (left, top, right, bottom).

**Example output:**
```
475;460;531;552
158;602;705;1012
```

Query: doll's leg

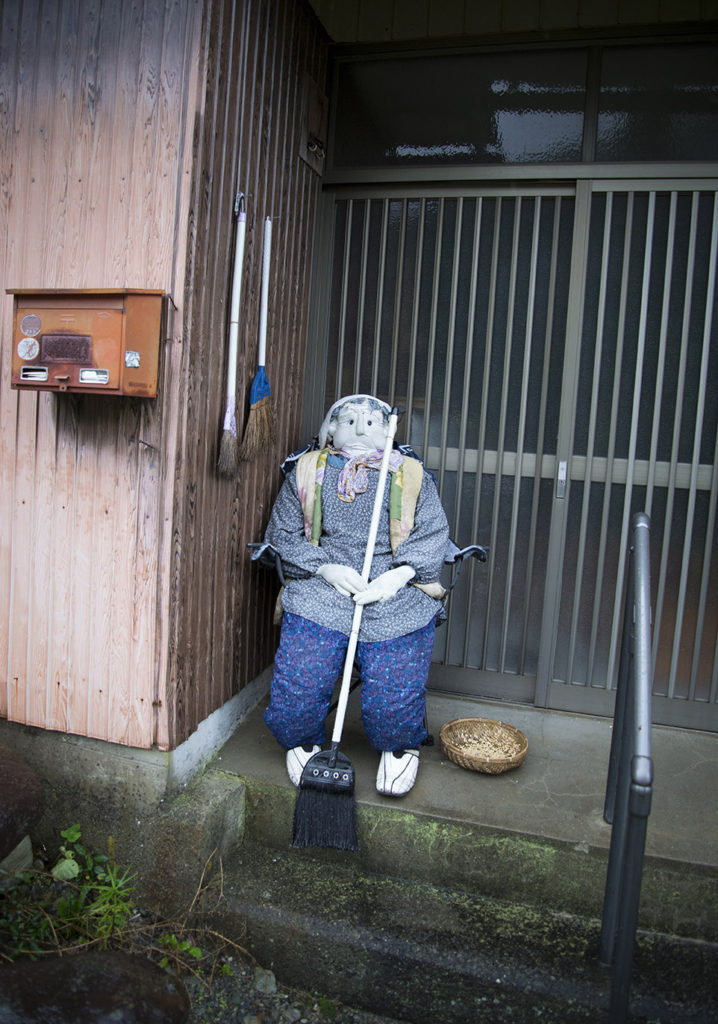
357;617;436;753
359;619;437;796
263;612;348;749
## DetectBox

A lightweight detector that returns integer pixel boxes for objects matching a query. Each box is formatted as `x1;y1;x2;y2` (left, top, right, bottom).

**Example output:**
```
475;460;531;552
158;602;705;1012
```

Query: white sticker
20;314;42;336
17;337;40;360
125;350;141;368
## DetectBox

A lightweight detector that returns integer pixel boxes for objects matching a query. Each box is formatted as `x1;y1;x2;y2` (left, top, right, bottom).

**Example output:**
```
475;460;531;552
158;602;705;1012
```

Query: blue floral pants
263;612;436;752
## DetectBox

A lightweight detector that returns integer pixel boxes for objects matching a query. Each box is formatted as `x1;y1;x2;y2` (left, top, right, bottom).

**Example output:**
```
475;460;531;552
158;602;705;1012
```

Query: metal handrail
600;512;654;1022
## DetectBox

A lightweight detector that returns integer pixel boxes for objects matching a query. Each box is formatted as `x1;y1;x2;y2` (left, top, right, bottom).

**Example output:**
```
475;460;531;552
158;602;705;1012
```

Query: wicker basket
439;717;528;775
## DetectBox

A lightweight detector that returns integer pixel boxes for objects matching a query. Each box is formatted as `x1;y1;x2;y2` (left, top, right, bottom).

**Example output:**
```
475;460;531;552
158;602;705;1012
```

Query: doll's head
319;395;391;455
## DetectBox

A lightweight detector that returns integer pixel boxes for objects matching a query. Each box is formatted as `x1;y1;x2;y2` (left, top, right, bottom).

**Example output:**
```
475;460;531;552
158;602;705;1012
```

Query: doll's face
329;401;388;455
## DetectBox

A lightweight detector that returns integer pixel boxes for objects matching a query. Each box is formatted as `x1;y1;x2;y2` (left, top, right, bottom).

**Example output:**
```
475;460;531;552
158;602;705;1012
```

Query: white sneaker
376;749;420;796
286;744;321;787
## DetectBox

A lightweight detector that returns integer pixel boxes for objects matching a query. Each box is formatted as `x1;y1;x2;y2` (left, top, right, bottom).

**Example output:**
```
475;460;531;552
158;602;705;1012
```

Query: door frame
304;170;718;731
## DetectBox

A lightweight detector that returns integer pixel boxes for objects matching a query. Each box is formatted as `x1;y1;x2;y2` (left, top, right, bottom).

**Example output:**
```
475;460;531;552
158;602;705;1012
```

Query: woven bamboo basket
439;717;528;775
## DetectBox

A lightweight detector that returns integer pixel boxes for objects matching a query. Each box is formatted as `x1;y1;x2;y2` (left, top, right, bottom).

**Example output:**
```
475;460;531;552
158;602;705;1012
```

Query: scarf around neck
335;448;404;502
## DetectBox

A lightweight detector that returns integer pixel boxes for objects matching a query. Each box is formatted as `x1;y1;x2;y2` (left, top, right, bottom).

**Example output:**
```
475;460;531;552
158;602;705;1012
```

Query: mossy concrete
214;840;718;1024
242;777;718;944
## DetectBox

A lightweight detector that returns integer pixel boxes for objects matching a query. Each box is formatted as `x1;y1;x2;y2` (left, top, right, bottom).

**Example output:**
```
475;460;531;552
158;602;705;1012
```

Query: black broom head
291;747;357;851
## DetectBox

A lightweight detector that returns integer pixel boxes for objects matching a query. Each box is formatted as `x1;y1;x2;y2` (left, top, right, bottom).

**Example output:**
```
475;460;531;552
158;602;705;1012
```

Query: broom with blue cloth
239;215;276;460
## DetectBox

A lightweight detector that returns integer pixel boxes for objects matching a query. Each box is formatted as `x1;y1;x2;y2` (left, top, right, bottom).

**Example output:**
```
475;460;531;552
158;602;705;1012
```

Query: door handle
557;460;568;499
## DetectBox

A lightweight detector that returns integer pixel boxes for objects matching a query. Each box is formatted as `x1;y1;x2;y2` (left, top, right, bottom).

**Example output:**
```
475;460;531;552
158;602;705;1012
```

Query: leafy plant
158;931;203;970
1;832;251;989
1;825;136;956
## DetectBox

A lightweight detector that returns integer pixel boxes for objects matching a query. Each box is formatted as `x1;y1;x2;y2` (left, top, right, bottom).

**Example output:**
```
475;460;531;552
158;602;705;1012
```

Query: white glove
316;563;368;597
353;565;416;606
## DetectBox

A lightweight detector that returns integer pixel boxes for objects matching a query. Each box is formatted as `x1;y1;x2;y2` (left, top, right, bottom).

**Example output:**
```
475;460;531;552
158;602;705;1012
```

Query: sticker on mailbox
20;314;42;336
17;337;40;361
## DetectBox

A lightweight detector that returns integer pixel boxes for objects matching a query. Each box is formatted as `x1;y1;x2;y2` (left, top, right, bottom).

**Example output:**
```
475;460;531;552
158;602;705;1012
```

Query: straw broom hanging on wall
239;216;276;459
218;192;247;477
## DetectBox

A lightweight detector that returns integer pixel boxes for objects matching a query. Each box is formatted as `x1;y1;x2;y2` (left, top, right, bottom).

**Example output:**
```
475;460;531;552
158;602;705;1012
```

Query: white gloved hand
353;565;416;606
316;563;368;597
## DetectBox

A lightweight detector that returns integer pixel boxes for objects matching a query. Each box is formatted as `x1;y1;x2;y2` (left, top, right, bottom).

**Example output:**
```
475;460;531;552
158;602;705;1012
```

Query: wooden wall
0;0;328;751
165;0;327;749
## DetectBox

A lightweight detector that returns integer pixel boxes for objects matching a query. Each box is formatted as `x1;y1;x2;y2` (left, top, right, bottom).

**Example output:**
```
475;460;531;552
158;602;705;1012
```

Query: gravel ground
184;956;407;1024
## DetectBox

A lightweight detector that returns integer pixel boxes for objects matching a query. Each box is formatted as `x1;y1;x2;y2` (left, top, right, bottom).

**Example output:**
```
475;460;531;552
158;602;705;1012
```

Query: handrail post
600;512;653;1023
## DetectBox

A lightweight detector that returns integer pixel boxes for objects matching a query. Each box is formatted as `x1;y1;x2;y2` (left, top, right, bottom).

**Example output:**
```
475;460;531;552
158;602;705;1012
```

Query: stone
0;744;43;861
0;950;190;1023
254;965;278;994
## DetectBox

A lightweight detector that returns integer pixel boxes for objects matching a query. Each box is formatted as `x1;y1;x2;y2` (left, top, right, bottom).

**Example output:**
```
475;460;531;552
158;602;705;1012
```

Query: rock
254;966;278;994
0;745;43;861
0;950;190;1023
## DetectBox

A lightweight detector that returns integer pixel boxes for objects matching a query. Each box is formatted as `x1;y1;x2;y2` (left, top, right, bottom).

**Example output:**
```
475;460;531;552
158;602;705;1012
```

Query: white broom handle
331;409;399;745
226;205;246;401
258;216;272;367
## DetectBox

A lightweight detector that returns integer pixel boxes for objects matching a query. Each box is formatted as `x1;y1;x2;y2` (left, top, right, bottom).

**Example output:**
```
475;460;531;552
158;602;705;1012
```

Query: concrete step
211;838;718;1024
216;691;718;945
161;691;718;1022
239;774;718;945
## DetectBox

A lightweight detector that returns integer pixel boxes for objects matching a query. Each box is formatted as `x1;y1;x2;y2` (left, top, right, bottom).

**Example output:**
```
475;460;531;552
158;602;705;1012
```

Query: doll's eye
367;419;373;426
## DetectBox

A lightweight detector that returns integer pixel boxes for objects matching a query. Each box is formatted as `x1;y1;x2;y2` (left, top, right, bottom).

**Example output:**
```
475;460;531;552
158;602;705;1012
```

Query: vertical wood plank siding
0;0;328;750
166;0;326;748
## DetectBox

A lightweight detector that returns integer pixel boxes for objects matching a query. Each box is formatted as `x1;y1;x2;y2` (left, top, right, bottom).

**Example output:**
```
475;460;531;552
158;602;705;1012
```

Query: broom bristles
218;428;240;477
239;395;275;461
292;786;358;851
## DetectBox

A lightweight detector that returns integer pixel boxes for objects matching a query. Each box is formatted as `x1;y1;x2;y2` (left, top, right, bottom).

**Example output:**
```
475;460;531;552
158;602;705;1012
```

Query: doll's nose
355;413;367;434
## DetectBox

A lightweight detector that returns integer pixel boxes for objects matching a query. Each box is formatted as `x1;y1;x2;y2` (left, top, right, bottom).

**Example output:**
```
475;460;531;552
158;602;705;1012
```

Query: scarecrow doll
261;394;450;796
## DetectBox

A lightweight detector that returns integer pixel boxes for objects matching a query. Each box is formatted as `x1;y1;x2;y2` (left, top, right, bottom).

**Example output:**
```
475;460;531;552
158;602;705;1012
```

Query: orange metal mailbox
8;288;165;397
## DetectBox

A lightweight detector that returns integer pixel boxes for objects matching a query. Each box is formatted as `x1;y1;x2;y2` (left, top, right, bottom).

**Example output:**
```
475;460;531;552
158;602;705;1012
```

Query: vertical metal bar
601;513;653;1024
691;414;718;699
566;192;613;686
387;200;408;406
600;542;635;957
711;621;718;706
438;198;463;498
405;199;426;445
501;198;540;671
588;192;634;689
485;198;521;668
535;180;592;707
651;192;699;682
466;197;501;669
645;193;677;518
421;199;444;463
369;199;389;395
601;516;653;936
606;192;656;693
520;198;561;675
353;200;372;391
608;810;650;1024
669;191;718;697
334;199;354;400
454;198;482;536
446;199;482;655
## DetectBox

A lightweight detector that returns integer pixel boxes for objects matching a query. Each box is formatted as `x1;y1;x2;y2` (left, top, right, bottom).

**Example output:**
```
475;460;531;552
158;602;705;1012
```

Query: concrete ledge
0;671;270;855
242;777;718;944
213;841;718;1024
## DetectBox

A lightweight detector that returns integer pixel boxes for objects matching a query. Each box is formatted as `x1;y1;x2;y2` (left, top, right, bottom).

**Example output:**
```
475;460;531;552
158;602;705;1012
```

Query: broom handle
225;196;246;403
258;216;272;367
330;408;399;746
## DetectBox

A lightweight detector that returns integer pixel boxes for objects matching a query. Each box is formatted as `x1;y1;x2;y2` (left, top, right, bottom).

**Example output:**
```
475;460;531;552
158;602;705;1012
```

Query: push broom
218;192;247;477
292;407;400;852
239;215;275;460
